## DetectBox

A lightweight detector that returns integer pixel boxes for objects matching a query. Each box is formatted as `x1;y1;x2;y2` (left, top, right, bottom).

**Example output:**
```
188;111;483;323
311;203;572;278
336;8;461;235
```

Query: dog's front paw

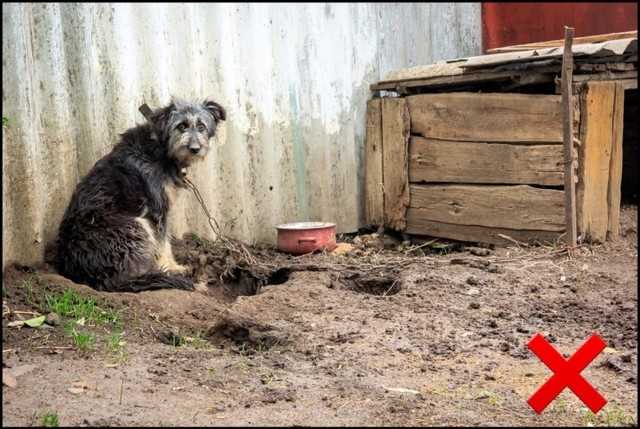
170;264;190;275
194;282;208;294
160;262;191;275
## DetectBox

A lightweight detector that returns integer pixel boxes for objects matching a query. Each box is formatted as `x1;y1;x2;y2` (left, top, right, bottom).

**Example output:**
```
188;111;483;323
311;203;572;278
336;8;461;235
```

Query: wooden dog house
365;32;637;246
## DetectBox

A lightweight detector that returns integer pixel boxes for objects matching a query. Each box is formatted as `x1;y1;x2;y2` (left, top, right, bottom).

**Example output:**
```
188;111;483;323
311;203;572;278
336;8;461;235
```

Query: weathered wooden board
364;99;384;226
561;26;577;247
406;93;563;143
381;97;410;231
408;137;564;185
409;184;565;231
405;214;563;246
371;68;561;92
572;70;637;82
486;30;638;53
576;82;616;243
371;70;513;91
607;83;625;239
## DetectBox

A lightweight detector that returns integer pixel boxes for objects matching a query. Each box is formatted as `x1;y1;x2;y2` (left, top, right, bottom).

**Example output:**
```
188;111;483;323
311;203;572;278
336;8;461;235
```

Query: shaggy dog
53;98;226;292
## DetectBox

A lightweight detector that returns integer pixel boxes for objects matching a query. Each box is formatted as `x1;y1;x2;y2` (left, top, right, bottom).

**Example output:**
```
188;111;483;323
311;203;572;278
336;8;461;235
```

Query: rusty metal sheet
482;2;638;53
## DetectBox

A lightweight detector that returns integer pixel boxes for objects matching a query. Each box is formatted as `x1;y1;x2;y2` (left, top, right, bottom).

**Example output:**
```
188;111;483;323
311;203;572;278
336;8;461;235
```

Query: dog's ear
149;102;176;135
202;98;226;122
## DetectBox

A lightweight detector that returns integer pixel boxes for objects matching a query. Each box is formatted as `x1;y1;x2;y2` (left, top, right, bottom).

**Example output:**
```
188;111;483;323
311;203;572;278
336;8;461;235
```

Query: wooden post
576;82;617;243
364;99;384;227
607;83;625;239
381;97;410;231
561;26;577;247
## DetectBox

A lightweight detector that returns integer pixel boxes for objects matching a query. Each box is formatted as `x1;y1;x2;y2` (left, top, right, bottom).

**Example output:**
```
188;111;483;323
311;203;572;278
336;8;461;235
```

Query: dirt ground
2;206;638;427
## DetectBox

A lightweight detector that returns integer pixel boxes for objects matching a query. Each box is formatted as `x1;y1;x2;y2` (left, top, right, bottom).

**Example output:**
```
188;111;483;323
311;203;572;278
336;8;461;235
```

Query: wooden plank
370;67;561;91
364;99;384;226
576;82;616;243
381;98;410;231
576;62;636;72
618;79;638;90
409;184;565;231
607;83;625;239
561;26;577;247
487;30;638;53
463;39;636;71
406;93;563;143
405;214;563;246
573;70;637;82
408;137;564;186
371;70;515;91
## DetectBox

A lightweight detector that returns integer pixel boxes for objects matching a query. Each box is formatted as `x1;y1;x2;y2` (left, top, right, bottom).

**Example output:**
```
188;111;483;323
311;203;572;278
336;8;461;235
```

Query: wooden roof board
486;30;638;53
461;38;637;69
372;37;637;91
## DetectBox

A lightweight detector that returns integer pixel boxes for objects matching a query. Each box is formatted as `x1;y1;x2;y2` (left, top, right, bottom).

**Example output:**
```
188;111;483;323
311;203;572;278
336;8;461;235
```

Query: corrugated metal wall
2;3;482;268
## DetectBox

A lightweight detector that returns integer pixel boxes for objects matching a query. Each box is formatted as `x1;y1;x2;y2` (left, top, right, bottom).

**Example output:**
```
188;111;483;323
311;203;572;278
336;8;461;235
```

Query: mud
2;206;637;426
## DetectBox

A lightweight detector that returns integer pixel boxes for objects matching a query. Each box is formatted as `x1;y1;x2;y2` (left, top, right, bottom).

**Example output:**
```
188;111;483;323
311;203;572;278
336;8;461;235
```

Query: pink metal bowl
276;222;337;255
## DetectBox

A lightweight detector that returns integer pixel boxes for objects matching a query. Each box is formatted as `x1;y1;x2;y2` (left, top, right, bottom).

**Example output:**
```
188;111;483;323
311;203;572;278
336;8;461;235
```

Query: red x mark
527;333;607;414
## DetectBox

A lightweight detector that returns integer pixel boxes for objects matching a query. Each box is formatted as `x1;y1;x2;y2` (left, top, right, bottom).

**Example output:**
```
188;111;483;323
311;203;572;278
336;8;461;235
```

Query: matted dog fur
53;97;226;292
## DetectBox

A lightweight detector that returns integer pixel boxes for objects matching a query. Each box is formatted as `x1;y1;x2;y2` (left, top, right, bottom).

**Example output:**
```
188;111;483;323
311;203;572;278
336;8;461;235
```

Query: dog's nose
189;147;200;154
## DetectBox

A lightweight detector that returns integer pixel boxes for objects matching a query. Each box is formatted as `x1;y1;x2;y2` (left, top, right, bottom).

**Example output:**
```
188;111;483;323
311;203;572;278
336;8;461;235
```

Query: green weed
41;412;59;427
185;331;212;350
21;277;36;306
64;320;96;351
106;330;128;363
582;405;636;427
45;289;121;327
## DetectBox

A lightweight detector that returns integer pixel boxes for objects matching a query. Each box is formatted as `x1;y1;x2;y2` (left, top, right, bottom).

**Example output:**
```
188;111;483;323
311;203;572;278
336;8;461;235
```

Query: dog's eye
197;123;206;132
177;124;185;132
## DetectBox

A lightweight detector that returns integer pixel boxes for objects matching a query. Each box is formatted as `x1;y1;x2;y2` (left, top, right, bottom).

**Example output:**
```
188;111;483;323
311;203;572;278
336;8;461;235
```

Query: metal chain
183;177;257;265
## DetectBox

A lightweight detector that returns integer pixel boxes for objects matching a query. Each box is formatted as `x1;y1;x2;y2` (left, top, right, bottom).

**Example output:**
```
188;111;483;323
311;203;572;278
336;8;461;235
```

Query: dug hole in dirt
2;206;638;426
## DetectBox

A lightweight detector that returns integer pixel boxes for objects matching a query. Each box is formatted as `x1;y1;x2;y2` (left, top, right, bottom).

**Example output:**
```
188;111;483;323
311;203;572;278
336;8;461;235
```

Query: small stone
600;357;624;373
331;243;355;255
46;313;61;326
470;248;491;257
467;288;480;296
622;302;636;311
382;235;401;250
199;254;207;266
2;370;17;388
466;276;480;286
486;264;501;273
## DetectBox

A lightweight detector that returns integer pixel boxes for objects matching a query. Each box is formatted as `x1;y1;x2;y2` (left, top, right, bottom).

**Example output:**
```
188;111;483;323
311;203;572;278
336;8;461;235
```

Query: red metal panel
482;2;638;52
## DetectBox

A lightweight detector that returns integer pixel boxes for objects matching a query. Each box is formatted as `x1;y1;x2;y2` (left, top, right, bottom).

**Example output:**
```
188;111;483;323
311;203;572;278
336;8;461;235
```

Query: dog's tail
101;272;194;293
